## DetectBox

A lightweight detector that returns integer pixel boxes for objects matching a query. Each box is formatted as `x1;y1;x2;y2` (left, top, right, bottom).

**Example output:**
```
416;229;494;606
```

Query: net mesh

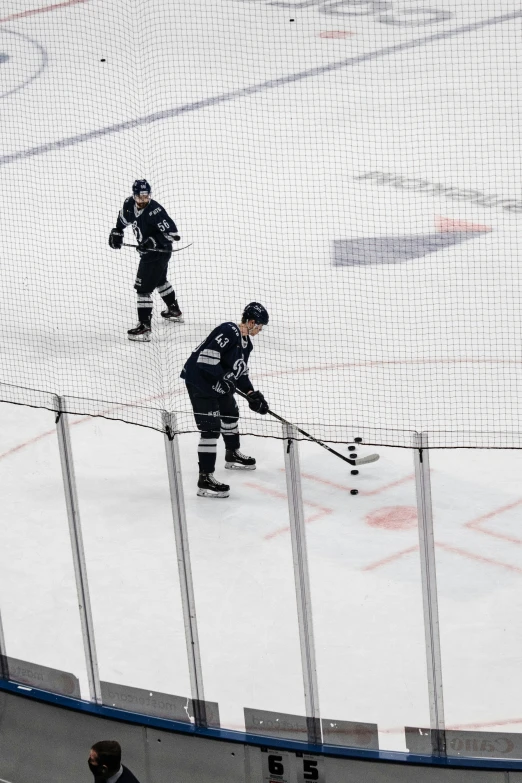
1;0;521;447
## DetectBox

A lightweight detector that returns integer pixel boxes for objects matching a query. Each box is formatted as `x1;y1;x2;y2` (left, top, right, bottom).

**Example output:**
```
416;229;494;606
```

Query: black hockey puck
348;445;356;451
354;437;362;443
350;489;358;495
351;453;358;459
100;58;106;62
351;469;359;476
290;18;295;21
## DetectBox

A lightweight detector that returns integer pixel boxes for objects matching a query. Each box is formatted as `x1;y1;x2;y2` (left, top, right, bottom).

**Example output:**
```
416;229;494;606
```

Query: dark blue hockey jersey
116;197;178;255
181;322;256;397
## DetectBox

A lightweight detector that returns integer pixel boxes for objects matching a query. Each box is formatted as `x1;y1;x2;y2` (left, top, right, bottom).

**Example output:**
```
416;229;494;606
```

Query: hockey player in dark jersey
181;302;270;498
109;180;183;342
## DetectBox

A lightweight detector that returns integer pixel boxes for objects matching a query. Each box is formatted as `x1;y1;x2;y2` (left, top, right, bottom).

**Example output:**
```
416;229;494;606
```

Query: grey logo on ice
333;231;490;266
237;0;452;26
356;171;522;214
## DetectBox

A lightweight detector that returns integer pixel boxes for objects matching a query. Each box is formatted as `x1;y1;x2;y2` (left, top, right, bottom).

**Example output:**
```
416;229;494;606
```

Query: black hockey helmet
242;302;269;325
132;179;151;197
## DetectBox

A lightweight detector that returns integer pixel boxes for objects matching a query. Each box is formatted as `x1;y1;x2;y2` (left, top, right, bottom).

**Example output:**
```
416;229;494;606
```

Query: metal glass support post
414;432;446;756
163;412;207;727
54;396;101;704
283;423;321;745
0;605;7;680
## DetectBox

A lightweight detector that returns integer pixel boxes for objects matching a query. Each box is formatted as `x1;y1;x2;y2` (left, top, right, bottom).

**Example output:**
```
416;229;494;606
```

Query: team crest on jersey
212;380;228;394
132;223;143;243
233;359;247;378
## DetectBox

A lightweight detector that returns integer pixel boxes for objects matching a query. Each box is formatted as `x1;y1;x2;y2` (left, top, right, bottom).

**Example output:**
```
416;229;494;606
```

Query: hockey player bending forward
109;180;183;342
181;303;270;498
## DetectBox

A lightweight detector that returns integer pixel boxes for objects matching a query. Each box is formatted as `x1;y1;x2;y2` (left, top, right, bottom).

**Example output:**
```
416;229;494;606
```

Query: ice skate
161;301;184;322
225;449;256;470
127;323;152;342
197;472;230;498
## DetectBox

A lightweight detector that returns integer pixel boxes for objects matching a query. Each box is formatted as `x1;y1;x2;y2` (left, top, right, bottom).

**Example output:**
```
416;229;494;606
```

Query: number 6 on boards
263;751;324;783
268;755;285;777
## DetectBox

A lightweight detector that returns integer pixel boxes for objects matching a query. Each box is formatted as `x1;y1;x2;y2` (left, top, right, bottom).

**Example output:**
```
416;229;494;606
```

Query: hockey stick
122;242;193;253
235;389;379;467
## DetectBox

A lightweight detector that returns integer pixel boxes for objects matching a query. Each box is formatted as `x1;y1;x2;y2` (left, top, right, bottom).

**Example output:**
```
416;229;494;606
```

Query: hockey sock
198;434;218;473
221;418;240;451
158;282;176;307
137;293;153;325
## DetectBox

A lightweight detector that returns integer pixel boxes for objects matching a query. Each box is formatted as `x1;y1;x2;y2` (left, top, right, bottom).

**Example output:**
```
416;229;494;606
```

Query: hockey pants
186;383;240;473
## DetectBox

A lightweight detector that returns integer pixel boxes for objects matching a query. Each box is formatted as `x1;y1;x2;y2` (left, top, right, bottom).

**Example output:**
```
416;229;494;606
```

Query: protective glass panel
69;414;191;708
430;448;522;759
179;430;306;732
0;402;87;696
302;440;430;752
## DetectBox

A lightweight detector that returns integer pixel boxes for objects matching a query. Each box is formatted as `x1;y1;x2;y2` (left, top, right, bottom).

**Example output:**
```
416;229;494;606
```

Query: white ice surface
3;404;522;750
1;0;522;441
1;0;522;753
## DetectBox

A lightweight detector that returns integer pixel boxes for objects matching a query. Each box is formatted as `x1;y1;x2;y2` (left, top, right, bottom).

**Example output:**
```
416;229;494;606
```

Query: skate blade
197;488;230;498
128;334;151;342
225;462;256;471
162;315;184;323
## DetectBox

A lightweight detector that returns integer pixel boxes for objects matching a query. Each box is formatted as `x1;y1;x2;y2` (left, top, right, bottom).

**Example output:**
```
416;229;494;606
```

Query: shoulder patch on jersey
151;207;161;215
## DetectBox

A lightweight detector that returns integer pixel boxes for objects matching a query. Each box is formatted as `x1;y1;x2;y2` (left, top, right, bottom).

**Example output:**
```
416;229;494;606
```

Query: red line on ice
381;717;522;734
0;0;88;24
0;415;93;461
363;541;522;574
298;470;415;496
362;545;419;571
448;717;522;731
465;497;522;545
0;389;182;462
243;481;333;540
436;542;522;574
260;356;522;384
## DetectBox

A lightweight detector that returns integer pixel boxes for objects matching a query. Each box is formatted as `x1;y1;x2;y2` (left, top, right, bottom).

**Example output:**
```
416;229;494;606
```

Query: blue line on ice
0;9;520;167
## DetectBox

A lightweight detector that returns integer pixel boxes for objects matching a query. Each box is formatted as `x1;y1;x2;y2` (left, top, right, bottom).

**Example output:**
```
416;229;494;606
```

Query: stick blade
353;453;380;466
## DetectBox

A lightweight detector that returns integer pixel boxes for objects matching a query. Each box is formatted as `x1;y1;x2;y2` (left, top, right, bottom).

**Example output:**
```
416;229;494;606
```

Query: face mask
88;760;109;781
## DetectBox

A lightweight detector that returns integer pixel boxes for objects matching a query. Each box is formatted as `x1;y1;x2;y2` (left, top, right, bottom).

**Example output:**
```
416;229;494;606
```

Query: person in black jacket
181;302;270;497
109;179;183;342
88;740;141;783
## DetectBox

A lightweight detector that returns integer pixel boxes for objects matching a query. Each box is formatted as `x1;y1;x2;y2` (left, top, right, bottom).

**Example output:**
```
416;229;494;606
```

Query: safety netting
1;0;521;447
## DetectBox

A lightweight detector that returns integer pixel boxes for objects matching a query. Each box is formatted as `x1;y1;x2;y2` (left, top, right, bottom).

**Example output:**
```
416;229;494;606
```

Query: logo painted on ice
333;230;491;266
234;0;452;27
356;171;522;215
0;30;47;100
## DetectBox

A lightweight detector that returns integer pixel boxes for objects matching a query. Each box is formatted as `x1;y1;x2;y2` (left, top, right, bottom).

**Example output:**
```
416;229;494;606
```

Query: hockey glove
137;237;156;252
247;390;269;415
109;228;123;250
